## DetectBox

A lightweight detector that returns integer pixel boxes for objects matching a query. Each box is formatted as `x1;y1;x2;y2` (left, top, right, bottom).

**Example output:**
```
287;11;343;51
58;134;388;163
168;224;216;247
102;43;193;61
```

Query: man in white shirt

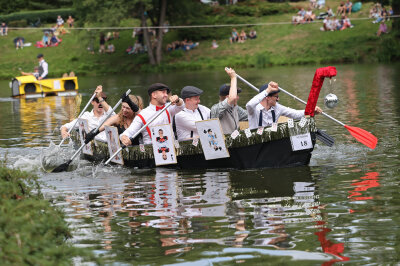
174;86;210;141
120;83;184;146
246;82;322;130
37;54;48;80
60;85;113;142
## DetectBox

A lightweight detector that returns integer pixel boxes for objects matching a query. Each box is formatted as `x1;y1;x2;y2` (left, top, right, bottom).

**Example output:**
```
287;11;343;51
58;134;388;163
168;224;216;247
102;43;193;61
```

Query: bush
7;20;27;27
0;8;76;24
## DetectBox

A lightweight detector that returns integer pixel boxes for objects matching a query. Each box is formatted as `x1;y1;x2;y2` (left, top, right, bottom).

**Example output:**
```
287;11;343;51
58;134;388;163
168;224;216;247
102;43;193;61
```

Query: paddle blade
316;129;335;147
344;125;378;149
51;160;72;173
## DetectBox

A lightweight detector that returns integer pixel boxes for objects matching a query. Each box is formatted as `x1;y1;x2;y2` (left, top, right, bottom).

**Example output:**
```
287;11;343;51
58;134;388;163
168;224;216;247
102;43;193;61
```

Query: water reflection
42;167;347;264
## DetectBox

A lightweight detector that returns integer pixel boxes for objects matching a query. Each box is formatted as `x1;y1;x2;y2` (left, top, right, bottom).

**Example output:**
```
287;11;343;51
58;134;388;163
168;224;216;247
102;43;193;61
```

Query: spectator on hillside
344;0;352;15
320;17;331;31
376;21;388;36
238;30;247;43
42;32;50;46
317;0;325;9
211;40;218;49
292;8;306;25
317;6;333;19
249;29;257;39
340;15;353;30
99;33;106;53
229;28;239;43
305;8;316;22
129;40;143;54
310;0;317;9
332;16;342;30
336;1;345;16
106;43;115;54
67;16;74;28
56;15;64;28
50;32;60;46
14;37;24;49
1;22;8;36
113;31;120;39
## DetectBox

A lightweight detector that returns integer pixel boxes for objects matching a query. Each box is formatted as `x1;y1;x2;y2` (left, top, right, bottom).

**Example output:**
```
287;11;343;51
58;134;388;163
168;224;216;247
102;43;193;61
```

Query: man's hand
266;81;279;95
121;135;132;146
169;95;181;105
38;77;43;80
315;106;323;114
95;85;103;97
225;67;236;79
61;127;70;139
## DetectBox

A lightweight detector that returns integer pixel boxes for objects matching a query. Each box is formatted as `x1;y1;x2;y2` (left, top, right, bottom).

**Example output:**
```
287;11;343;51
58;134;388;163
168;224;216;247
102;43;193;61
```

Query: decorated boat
10;75;78;98
77;118;317;170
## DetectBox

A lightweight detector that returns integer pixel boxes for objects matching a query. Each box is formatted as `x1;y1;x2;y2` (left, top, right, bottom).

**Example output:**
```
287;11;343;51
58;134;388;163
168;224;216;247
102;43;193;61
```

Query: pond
1;64;399;265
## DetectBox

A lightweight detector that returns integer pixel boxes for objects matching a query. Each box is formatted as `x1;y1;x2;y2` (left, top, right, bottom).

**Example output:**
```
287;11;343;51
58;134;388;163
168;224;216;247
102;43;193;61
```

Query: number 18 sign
290;133;313;151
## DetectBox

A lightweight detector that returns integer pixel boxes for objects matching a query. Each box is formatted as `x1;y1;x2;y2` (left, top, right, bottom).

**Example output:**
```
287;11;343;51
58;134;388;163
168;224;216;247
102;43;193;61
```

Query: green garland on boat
86;118;317;161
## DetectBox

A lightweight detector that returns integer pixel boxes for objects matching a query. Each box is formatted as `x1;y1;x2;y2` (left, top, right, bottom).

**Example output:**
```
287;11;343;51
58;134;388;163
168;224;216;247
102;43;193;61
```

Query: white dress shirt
61;108;115;142
246;90;304;130
39;59;48;79
174;104;210;141
121;103;185;144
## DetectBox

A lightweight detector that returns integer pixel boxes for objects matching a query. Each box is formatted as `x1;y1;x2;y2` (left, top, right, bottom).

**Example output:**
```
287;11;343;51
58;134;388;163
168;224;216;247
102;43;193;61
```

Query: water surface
1;64;399;265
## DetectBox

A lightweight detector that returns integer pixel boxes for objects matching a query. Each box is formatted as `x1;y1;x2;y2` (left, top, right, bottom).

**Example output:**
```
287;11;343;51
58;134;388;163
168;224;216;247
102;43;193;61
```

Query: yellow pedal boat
10;75;79;98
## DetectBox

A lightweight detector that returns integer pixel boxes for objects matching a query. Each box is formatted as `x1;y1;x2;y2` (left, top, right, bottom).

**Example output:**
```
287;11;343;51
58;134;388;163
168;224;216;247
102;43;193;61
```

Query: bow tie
156;105;165;111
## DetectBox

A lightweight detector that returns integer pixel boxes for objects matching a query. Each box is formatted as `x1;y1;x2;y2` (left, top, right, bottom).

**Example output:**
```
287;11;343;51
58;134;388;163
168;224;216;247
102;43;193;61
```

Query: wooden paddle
58;92;97;147
52;89;131;173
105;102;172;165
236;74;377;149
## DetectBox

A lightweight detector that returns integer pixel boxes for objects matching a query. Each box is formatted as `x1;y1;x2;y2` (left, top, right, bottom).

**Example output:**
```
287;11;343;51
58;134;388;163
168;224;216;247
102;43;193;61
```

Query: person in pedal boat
246;82;323;130
120;83;184;146
210;67;248;134
60;85;114;142
98;94;144;145
173;86;210;141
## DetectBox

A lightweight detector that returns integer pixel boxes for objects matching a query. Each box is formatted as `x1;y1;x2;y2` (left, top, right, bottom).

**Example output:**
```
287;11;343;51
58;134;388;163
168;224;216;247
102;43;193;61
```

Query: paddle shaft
236;74;345;127
66;89;131;164
105;102;173;165
58;92;97;147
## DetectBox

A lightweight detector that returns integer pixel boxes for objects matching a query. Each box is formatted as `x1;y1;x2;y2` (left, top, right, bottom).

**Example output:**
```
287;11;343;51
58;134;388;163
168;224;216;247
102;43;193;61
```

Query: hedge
0;8;76;25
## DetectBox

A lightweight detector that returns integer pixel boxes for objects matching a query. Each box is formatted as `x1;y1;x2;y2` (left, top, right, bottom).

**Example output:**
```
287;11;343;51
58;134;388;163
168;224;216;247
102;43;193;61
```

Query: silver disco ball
324;93;339;109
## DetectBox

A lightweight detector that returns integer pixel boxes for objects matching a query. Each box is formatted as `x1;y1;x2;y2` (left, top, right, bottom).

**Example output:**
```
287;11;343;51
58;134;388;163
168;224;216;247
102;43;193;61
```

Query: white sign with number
290;133;312;151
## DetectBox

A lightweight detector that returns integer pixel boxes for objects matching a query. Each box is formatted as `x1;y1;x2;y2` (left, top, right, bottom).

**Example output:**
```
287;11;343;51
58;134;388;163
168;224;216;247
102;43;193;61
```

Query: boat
10;75;79;98
76;117;317;170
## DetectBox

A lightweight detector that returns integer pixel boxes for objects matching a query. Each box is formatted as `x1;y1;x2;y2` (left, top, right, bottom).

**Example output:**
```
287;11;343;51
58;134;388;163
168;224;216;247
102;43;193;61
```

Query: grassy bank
0;0;398;79
0;161;97;264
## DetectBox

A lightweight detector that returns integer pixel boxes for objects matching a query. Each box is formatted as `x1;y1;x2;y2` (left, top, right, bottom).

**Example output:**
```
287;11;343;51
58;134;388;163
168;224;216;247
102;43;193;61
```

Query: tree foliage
0;0;72;15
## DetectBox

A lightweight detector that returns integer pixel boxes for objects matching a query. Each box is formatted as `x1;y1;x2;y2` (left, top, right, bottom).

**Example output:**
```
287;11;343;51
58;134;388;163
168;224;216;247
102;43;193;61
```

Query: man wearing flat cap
173;86;210;141
36;53;48;80
246;81;322;130
120;83;184;145
210;67;248;134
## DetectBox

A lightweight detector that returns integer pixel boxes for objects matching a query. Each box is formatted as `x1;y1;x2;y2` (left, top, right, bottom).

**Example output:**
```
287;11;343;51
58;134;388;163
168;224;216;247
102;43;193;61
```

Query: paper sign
192;138;199;147
104;126;123;165
257;127;264;135
53;80;61;90
77;118;93;155
195;118;230;160
271;122;278;132
150;124;177;166
230;130;240;139
290;133;313;151
244;128;252;138
174;140;180;149
139;144;145;152
299;117;307;128
288;118;294;128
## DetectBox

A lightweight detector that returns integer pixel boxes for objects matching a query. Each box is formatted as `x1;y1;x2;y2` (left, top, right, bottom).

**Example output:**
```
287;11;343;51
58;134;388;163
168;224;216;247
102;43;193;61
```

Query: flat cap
37;53;44;58
148;83;170;95
219;84;242;96
181;86;203;99
259;83;280;96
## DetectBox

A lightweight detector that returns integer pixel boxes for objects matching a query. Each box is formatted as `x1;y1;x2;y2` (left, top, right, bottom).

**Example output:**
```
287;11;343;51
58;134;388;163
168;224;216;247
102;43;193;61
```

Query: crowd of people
166;39;199;52
229;28;257;44
60;67;323;148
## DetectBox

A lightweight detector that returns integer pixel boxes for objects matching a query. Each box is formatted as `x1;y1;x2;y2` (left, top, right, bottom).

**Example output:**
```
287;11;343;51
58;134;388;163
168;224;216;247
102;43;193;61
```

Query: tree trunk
140;5;156;65
155;0;167;65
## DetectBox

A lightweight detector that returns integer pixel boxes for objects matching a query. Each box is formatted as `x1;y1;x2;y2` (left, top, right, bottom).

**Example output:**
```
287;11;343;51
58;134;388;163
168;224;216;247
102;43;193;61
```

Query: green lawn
0;0;394;79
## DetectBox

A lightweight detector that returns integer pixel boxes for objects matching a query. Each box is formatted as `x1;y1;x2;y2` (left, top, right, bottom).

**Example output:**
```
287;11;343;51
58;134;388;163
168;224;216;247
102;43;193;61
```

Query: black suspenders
258;109;275;127
173;108;204;139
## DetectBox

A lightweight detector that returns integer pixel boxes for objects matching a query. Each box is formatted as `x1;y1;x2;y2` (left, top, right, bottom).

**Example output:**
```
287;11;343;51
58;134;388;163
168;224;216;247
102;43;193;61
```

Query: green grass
0;0;396;79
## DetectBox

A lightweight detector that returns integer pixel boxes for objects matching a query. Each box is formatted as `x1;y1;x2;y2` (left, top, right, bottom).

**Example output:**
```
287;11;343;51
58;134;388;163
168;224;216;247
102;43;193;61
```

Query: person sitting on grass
344;0;352;15
249;29;257;39
305;8;316;22
1;22;8;36
50;32;60;46
340;15;353;30
211;40;219;49
376;21;388;37
229;28;239;43
106;43;115;54
336;1;345;16
238;30;247;43
14;37;24;49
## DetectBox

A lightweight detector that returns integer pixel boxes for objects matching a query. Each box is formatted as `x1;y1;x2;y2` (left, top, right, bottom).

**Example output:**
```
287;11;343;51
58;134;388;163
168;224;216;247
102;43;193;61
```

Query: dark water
1;64;400;265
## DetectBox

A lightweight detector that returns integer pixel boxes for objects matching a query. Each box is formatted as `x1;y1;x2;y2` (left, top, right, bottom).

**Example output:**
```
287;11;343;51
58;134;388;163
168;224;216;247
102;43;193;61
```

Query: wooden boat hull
10;75;78;98
79;118;317;170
